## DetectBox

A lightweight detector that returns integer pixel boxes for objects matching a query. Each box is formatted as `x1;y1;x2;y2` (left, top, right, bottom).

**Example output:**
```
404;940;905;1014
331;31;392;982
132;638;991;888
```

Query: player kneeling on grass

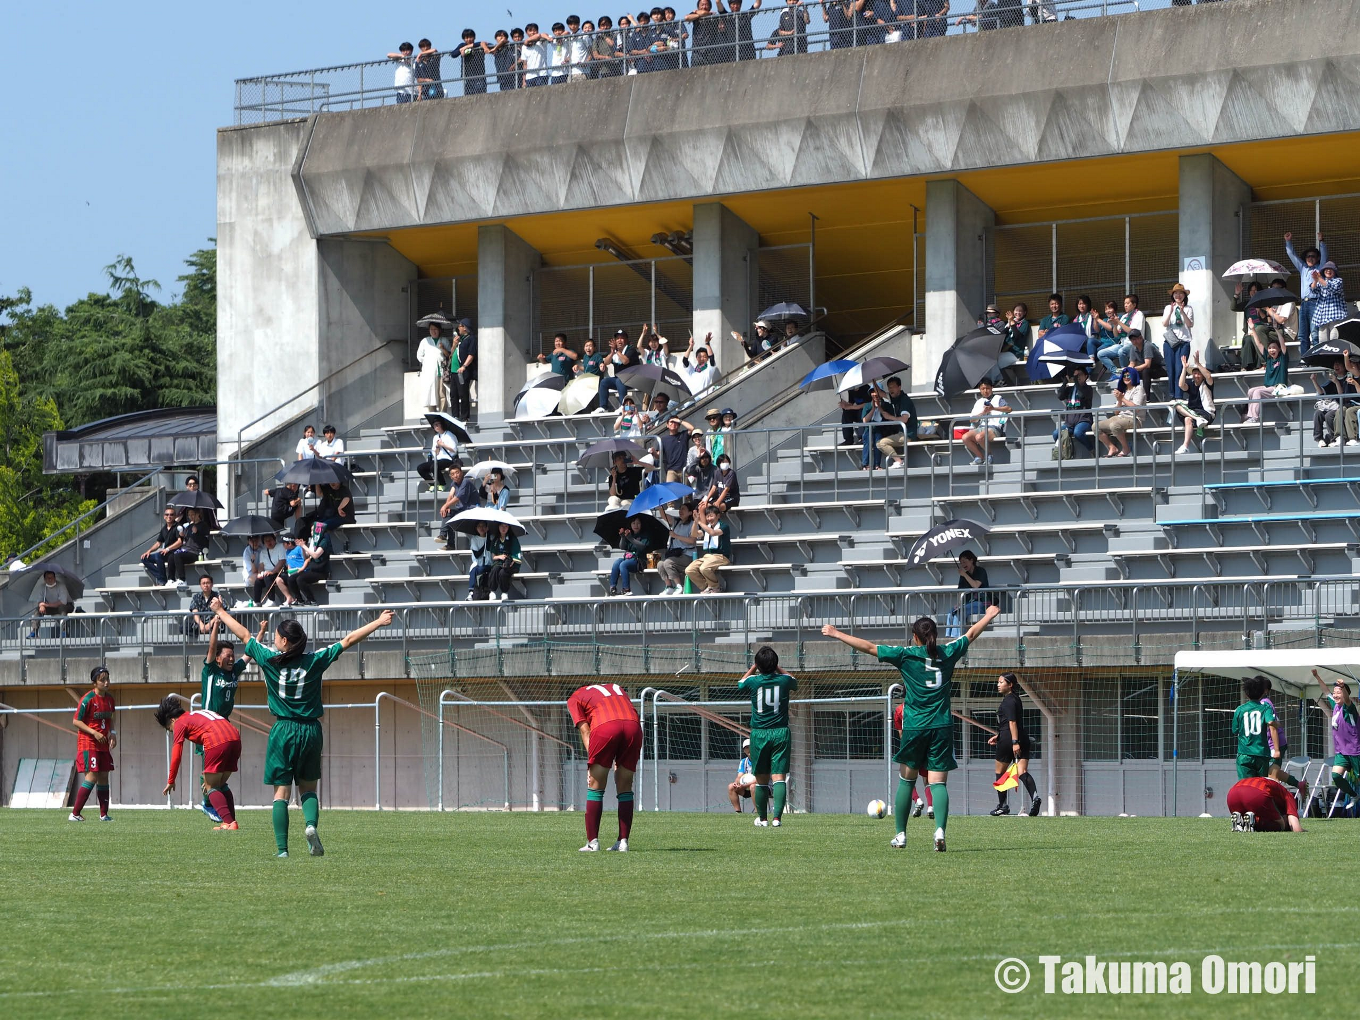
737;647;798;828
1232;676;1282;780
1227;775;1304;833
70;666;117;822
824;604;1001;852
210;599;395;858
156;696;242;830
568;682;644;852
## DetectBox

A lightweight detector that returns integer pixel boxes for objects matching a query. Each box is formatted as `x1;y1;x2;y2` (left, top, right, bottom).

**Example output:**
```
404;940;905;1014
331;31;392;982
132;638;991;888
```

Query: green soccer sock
930;783;949;833
771;780;787;820
300;790;319;829
753;784;770;821
1333;772;1356;798
894;777;912;833
1276;771;1299;789
272;799;289;852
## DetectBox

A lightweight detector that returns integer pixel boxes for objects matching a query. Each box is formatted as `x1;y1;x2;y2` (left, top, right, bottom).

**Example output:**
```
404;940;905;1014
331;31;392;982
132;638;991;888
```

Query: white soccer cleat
753;818;768;828
579;838;600;852
606;838;629;852
1243;811;1256;832
98;814;113;822
304;823;324;856
771;818;782;828
926;805;935;819
68;813;85;822
1230;811;1244;832
933;828;946;852
911;800;924;818
889;831;906;848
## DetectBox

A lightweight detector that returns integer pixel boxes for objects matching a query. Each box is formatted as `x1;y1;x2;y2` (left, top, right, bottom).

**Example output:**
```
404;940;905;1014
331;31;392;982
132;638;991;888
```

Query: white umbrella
1223;258;1288;279
466;460;518;484
515;387;562;419
448;506;526;537
559;374;603;416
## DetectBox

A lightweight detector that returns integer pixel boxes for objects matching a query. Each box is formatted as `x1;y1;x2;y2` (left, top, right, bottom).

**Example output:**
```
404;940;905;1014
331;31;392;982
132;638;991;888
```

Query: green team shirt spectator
877;636;970;730
245;637;343;721
200;658;246;717
1232;698;1276;759
738;671;798;729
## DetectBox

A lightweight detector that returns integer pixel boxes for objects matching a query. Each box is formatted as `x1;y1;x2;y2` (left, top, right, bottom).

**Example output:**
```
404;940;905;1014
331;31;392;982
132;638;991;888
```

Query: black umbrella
757;302;808;323
618;364;689;391
577;438;646;469
422;412;472;444
1324;318;1360;346
416;310;455;329
11;561;86;602
274;458;353;486
220;515;283;538
905;519;992;568
593;509;669;551
1245;287;1300;311
167;489;223;510
1301;338;1360;368
935;326;1005;397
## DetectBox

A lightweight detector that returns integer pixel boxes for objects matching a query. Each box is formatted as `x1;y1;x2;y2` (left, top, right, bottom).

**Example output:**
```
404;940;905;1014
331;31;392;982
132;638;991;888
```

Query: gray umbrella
11;561;85;603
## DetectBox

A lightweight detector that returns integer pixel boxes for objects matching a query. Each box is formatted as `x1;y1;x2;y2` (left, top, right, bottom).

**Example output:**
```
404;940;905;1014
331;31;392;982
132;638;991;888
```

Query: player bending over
568;682;644;851
824;604;1001;852
1316;670;1360;808
737;647;798;827
1232;676;1282;779
212;599;395;858
156;696;243;830
1227;775;1304;833
727;738;754;813
70;666;117;821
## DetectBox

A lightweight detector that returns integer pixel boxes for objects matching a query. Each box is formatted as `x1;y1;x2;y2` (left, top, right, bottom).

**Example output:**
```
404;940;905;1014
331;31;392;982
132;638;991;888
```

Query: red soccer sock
617;793;634;840
96;785;110;817
208;789;235;824
924;785;933;807
585;795;604;842
72;781;94;816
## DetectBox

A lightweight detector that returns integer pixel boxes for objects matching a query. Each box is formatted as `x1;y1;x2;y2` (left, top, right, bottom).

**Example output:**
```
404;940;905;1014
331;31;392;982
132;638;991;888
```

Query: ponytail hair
911;616;940;665
276;619;309;660
999;671;1018;694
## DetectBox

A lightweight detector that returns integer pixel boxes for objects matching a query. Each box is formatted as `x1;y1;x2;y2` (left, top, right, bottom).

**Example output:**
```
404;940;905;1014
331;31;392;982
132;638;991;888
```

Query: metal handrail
5;466;166;571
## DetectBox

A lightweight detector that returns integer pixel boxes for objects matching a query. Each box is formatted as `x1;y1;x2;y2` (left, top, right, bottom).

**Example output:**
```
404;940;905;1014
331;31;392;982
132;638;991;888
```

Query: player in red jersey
155;695;243;831
892;703;933;819
70;666;117;821
1226;775;1303;833
566;682;643;852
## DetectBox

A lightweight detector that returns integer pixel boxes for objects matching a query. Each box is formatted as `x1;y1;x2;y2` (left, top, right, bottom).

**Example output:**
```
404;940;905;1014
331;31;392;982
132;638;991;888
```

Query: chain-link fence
531;256;694;357
1247;193;1360;280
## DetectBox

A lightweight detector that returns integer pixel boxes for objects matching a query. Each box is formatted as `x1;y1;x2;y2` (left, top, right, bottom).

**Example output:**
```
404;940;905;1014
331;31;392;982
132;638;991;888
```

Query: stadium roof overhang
1174;648;1360;698
43;407;216;474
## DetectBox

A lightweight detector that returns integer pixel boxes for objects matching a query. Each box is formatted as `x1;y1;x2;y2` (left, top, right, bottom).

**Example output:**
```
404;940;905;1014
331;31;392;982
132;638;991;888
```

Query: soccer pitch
0;810;1346;1019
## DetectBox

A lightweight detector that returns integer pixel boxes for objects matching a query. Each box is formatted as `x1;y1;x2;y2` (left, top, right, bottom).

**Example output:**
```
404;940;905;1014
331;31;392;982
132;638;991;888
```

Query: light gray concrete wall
924;180;994;353
692;202;758;371
1178;154;1252;361
477;225;542;424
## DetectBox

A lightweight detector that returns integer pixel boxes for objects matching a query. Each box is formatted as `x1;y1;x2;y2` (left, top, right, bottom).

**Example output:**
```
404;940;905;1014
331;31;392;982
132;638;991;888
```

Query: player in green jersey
210;599;395;857
824;603;1000;852
736;646;799;828
196;617;264;822
1231;676;1281;780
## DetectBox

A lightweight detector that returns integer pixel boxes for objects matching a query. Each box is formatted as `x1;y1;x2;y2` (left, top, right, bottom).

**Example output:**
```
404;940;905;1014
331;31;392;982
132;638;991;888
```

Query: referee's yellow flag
993;762;1020;792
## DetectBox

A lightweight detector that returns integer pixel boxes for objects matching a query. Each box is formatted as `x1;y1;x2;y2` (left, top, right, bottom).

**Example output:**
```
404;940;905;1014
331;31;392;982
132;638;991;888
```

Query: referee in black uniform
989;672;1041;816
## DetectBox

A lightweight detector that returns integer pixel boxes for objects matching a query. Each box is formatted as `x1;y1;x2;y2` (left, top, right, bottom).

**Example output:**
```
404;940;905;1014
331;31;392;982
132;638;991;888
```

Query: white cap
742;738;751;748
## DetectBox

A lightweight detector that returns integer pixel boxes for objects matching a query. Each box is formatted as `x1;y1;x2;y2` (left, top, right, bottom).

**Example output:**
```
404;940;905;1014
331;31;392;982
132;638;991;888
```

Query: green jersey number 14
755;686;782;715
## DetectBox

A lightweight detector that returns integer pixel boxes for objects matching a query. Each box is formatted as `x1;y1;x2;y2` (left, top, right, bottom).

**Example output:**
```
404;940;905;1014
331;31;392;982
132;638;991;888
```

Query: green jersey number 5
756;686;781;715
922;664;944;689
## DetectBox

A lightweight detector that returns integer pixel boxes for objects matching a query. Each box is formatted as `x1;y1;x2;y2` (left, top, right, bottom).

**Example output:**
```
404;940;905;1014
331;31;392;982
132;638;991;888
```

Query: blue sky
0;1;574;312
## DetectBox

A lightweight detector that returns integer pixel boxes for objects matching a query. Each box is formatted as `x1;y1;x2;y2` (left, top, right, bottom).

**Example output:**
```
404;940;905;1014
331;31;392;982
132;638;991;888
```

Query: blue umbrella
1026;323;1091;381
628;482;694;516
799;359;858;389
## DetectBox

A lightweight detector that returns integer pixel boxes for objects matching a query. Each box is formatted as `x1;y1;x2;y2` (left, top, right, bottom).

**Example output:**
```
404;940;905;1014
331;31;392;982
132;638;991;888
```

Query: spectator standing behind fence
1171;352;1215;456
491;30;518;90
141;506;182;586
1284;232;1329;354
1243;337;1289;426
658;501;697;594
916;0;951;38
686;501;732;594
416;39;444;100
689;0;729;64
592;18;621;76
726;0;762;60
1097;367;1145;458
823;0;856;48
486;523;522;601
521;24;549;86
607;452;644;510
661;416;692;483
1052;366;1095;456
767;0;809;54
388;42;419;102
1307;261;1348;336
957;0;1024;31
1162;284;1195;402
456;30;488;94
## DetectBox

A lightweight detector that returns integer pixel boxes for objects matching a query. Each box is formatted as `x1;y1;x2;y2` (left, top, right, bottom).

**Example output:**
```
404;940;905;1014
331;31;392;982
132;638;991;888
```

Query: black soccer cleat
989;804;1010;816
1028;796;1041;817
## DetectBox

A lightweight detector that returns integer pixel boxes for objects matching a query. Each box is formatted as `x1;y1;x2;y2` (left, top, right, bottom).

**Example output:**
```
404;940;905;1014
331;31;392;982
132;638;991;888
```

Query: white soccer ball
866;799;887;819
741;773;757;786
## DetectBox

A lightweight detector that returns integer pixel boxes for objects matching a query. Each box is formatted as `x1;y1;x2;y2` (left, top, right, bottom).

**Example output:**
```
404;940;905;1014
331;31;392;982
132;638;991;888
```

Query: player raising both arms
737;647;798;828
156;696;243;830
1232;676;1281;779
1227;774;1304;833
70;666;116;821
1316;669;1360;807
824;604;1001;852
567;681;643;852
211;599;395;858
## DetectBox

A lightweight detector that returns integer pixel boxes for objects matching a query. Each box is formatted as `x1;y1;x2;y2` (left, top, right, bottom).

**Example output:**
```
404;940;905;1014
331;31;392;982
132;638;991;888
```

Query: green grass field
0;808;1348;1019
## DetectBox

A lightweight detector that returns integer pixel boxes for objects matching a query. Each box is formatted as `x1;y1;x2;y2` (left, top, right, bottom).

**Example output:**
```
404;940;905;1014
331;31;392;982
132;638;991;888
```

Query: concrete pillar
692;202;758;374
923;180;995;390
1179;154;1252;364
477;225;542;424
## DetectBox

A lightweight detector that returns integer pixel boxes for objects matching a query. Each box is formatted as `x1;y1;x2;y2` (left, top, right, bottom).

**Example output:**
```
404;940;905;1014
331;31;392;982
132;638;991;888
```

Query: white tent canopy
1174;648;1360;697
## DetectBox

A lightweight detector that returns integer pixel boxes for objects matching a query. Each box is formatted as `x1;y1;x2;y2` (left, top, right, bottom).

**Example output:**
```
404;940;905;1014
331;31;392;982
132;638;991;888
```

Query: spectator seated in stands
179;475;219;530
640;328;668;366
685;500;732;595
263;480;303;534
575;338;605;377
277;535;306;607
243;533;283;607
296;424;318;460
614;395;645;437
607;451;644;510
993;303;1031;385
1101;294;1148;385
301;480;353;545
1097;367;1146;458
873;376;918;471
1243;336;1290;425
1170;352;1215;456
484;467;512;510
946;550;994;638
860;385;890;471
681;335;719;395
486;522;522;602
705;454;741;512
1311;359;1347;448
1036;292;1069;340
169;508;210;585
1333;352;1360;448
1072;294;1105;366
467;521;493;601
597;329;636;411
140;506;182;586
607;516;653;596
1052;366;1095;456
28;570;74;639
281;524;332;606
659;501;697;595
185;575;219;637
539;332;579;377
839;382;869;448
781;319;804;346
1094;300;1125;377
727;738;754;812
1125;329;1163;394
315;424;346;465
685;449;716;497
437;463;483;546
647;393;671;425
687;428;706;472
961;380;1011;467
417;419;461;491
